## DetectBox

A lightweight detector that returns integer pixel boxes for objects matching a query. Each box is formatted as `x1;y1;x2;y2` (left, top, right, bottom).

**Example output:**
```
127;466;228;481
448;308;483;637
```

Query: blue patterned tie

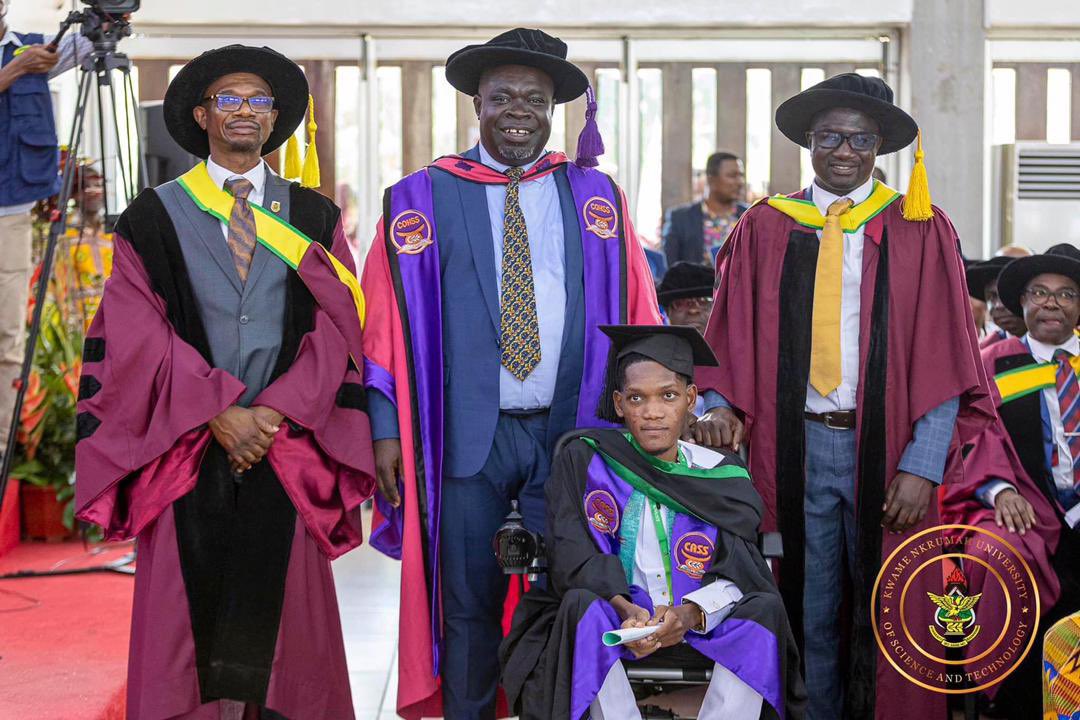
224;177;256;284
499;166;541;381
1054;349;1080;475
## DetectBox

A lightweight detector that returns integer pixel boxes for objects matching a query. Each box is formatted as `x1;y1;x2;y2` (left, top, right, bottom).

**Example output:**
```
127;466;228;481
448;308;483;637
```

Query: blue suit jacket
370;146;586;478
662;200;749;266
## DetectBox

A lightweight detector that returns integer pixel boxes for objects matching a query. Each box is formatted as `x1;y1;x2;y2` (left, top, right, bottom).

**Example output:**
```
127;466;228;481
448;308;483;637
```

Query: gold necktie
809;197;853;397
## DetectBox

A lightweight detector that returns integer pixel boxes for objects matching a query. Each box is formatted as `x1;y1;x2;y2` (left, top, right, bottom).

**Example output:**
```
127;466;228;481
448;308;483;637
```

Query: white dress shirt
804;177;875;414
205;157;268;242
632;441;744;634
477;142;567;411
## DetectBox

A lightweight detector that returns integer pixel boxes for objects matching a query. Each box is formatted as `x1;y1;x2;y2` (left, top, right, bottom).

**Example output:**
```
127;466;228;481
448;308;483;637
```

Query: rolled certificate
602;624;662;647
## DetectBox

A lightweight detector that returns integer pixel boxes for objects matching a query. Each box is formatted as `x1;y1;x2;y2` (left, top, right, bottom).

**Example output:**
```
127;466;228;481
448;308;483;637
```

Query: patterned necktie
809;197;854;396
224;177;257;283
499;166;541;381
1053;348;1080;474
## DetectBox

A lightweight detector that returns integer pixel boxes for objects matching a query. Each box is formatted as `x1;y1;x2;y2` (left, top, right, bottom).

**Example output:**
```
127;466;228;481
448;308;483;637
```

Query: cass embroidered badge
582;196;618;239
675;531;715;580
585;490;620;536
390;209;433;255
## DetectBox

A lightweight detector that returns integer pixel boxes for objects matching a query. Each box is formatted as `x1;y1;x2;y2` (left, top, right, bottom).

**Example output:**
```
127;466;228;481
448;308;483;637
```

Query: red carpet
0;540;134;720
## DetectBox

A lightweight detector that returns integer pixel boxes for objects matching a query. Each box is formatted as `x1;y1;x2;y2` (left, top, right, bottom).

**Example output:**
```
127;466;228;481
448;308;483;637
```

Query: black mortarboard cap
595;324;718;422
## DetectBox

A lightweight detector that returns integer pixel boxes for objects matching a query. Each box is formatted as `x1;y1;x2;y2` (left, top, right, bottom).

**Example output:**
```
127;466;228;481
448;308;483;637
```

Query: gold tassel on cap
301;94;321;189
283;134;301;180
902;130;933;221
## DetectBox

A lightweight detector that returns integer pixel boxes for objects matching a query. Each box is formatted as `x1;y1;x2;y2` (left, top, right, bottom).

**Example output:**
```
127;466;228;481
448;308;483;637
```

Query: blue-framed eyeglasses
202;94;275;114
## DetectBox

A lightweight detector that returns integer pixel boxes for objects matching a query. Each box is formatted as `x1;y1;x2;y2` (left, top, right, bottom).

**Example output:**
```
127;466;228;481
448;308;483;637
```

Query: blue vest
0;32;62;206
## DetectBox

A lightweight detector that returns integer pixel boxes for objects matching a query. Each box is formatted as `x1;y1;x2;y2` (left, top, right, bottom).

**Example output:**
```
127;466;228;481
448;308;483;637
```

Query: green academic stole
995;355;1080;404
766;180;901;231
176;163;366;329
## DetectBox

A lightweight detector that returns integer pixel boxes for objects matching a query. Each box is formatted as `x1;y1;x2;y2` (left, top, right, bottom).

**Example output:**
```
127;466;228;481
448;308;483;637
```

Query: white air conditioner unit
991;142;1080;254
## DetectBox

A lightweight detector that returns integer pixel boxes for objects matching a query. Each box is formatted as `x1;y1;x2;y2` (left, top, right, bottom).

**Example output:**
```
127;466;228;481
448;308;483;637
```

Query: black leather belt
804;410;856;430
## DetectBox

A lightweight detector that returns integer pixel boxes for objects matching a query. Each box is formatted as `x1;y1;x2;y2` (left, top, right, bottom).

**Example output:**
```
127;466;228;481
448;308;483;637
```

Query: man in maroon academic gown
74;46;375;719
691;73;995;719
945;243;1080;719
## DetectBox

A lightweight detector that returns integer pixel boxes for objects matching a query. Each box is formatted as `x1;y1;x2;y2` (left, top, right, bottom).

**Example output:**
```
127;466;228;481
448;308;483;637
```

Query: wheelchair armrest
759;531;783;560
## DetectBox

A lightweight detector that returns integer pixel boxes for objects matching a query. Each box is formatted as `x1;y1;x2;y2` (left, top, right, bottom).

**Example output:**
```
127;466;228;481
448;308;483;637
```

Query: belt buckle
823;412;848;431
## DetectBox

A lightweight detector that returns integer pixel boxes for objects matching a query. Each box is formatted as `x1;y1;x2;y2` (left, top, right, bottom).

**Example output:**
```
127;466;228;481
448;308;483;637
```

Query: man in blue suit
361;29;660;719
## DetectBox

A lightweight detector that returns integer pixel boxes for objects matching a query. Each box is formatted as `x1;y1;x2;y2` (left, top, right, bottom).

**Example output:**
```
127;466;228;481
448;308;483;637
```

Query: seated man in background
501;325;804;720
965;254;1028;348
657;261;714;334
945;243;1080;720
663;151;748;266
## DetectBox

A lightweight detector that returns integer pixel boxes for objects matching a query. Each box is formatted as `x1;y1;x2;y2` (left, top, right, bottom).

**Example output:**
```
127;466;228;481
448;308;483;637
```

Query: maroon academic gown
75;190;376;720
697;192;996;719
942;337;1063;689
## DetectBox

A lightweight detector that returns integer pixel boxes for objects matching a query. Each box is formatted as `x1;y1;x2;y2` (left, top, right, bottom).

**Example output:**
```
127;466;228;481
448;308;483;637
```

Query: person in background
657;261;715;417
0;0;91;460
663;151;748;266
656;261;714;335
966;255;1029;348
947;243;1080;720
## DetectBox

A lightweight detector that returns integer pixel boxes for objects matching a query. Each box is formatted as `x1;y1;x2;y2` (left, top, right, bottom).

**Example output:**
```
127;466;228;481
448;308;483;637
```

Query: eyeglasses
669;296;713;312
202;94;275;113
1023;287;1080;307
806;131;880;153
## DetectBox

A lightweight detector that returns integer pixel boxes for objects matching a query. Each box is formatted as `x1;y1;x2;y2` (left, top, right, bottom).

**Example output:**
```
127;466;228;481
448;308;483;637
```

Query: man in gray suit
75;45;374;720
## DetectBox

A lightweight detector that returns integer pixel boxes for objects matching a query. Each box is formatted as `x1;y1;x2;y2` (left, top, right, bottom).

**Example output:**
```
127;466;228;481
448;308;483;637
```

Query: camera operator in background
0;0;91;461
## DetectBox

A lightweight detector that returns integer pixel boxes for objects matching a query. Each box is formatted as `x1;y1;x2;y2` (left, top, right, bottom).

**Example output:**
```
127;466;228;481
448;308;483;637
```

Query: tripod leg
0;65;97;511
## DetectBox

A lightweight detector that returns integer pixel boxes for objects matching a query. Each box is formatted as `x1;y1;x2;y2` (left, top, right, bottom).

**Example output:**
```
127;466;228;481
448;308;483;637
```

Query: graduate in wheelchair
499;325;806;720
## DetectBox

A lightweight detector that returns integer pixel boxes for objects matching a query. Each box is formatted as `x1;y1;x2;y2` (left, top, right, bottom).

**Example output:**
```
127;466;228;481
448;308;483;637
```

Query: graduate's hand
686;407;743;452
649;603;700;648
374;438;403;508
882;472;934;533
611;596;658;658
209;406;274;472
994;488;1036;535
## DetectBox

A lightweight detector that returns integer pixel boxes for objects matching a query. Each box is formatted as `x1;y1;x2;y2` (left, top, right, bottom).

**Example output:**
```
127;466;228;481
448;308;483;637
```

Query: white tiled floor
333;514;402;720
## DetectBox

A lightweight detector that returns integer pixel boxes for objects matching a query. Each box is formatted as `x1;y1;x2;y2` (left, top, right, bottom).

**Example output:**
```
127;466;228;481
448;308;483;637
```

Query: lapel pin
270;200;281;213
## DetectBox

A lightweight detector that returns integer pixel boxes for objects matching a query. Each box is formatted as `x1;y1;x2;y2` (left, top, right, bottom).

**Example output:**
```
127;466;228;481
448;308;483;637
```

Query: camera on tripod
83;0;141;14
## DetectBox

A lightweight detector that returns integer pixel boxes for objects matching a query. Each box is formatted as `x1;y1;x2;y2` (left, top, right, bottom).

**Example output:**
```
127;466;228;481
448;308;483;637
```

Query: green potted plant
14;287;82;541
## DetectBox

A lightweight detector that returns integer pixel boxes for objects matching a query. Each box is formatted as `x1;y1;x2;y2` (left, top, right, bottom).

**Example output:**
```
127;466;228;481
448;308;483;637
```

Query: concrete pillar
1015;63;1049;141
824;63;856;80
456;91;479;152
769;64;802;195
135;60;173;103
401;62;433;174
909;0;986;257
661;62;693;213
715;64;746;158
1071;64;1080;141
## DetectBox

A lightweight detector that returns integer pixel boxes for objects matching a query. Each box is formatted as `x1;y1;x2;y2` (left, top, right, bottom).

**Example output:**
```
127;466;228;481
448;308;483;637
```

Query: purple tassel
575;84;605;168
